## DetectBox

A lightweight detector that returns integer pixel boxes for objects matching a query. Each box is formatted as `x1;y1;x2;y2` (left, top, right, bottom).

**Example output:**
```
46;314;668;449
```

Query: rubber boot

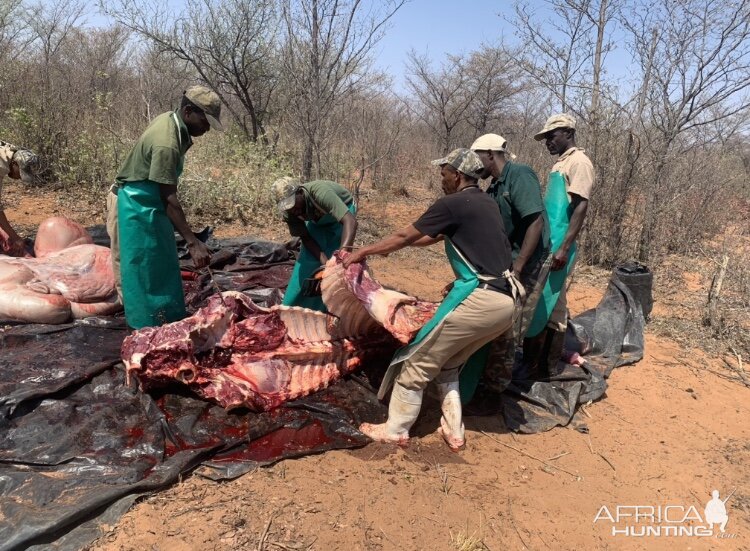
436;381;465;451
522;331;549;380
542;327;566;377
359;383;423;446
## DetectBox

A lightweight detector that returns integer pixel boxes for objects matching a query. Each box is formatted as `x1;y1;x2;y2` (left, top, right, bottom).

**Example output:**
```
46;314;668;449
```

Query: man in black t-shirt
343;148;519;451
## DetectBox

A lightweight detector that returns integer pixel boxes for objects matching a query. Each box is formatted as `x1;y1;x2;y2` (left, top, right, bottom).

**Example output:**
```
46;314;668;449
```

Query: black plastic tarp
497;264;650;433
0;320;385;551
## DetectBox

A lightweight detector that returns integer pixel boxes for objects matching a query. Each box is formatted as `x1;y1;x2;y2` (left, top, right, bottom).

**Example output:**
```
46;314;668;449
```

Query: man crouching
344;148;521;450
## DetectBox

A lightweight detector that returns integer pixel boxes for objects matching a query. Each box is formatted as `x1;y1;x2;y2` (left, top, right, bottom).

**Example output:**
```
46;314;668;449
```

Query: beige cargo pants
106;187;123;302
396;287;516;391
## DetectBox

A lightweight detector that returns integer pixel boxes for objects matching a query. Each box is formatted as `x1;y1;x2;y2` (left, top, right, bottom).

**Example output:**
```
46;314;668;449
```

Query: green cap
431;148;483;177
184;85;224;131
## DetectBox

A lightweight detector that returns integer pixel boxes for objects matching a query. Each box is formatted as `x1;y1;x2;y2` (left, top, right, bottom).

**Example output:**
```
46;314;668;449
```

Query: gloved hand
301;266;325;296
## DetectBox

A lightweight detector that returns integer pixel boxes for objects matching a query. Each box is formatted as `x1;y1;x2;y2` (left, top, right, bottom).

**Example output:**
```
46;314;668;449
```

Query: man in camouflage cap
107;85;223;329
0;141;41;256
342;148;520;451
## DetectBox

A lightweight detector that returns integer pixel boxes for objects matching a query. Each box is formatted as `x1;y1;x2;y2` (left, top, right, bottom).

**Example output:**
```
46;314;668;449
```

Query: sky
91;0;634;96
371;0;509;91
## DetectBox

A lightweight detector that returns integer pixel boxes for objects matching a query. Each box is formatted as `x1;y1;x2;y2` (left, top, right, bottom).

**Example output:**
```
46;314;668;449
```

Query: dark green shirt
115;111;193;186
486;161;551;266
283;180;354;237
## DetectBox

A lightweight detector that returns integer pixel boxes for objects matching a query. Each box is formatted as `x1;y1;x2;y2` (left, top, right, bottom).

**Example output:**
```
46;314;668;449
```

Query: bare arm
412;234;443;247
513;213;543;274
551;194;588;271
0;209;21;243
159;184;210;269
343;224;424;267
299;228;327;264
339;211;358;250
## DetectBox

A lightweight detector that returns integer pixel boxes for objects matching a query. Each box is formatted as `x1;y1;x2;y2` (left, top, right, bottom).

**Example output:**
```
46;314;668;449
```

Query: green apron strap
527;171;577;337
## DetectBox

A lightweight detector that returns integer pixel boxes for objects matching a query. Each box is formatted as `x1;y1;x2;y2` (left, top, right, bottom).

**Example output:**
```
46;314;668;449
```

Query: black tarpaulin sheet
0;234;384;551
497;265;649;433
0;321;384;551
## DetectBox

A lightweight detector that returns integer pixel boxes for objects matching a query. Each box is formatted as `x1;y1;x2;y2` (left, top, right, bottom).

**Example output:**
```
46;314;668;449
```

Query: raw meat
320;251;438;344
34;217;93;257
122;291;397;411
0;217;120;323
0;260;71;323
12;245;115;302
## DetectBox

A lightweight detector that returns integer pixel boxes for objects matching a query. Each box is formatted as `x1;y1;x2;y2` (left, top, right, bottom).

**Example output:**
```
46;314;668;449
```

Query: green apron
118;114;187;329
377;238;478;400
282;202;357;312
526;171;577;337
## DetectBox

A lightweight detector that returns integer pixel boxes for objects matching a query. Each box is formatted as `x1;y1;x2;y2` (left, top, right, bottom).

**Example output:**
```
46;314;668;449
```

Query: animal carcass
122;291;398;411
0;217;120;323
320;251;438;344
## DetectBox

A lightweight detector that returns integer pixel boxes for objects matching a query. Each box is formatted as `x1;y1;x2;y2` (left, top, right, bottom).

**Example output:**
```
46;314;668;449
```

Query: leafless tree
462;45;527;139
102;0;279;141
622;0;750;262
279;0;405;181
405;50;495;155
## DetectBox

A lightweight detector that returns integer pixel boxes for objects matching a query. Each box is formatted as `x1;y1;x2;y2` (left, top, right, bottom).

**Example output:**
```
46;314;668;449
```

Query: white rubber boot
437;381;465;451
359;383;423;446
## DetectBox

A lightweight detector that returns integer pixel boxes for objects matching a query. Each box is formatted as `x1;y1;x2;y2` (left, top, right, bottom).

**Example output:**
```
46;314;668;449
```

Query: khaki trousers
106;188;123;302
396;288;516;391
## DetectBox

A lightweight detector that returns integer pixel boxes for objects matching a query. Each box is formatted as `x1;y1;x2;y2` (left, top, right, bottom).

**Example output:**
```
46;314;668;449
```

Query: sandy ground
5;183;750;550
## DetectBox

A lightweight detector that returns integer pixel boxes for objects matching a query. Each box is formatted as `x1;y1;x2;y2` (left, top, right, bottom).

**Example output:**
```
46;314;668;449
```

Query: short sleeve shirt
487;161;551;265
551;147;595;200
115;111;193;187
413;187;512;279
284;180;353;237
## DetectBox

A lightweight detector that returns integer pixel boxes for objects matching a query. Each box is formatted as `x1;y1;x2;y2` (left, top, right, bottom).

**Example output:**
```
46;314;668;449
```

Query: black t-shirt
413;187;513;288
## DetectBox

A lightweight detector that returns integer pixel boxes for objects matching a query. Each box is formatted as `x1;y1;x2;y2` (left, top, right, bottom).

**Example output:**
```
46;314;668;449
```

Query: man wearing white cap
271;178;357;311
343;148;520;450
463;133;551;399
526;113;595;374
107;85;222;329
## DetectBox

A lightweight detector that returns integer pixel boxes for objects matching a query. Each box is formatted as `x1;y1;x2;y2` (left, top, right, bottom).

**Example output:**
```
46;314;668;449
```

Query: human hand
550;248;569;271
342;249;367;268
441;282;454;297
188;240;211;269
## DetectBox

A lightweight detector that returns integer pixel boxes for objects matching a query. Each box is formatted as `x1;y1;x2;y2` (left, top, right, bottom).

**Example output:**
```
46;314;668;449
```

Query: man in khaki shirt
530;113;594;374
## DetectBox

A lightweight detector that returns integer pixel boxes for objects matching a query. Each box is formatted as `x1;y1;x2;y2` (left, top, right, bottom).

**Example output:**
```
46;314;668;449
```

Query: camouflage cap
534;113;576;141
431;148;483;177
184;85;224;132
12;149;40;183
271;176;301;213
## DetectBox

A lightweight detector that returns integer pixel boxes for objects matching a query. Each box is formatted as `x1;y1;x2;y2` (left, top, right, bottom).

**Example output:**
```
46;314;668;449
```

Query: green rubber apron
118;113;186;329
377;238;479;400
526;170;577;337
282;200;357;312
